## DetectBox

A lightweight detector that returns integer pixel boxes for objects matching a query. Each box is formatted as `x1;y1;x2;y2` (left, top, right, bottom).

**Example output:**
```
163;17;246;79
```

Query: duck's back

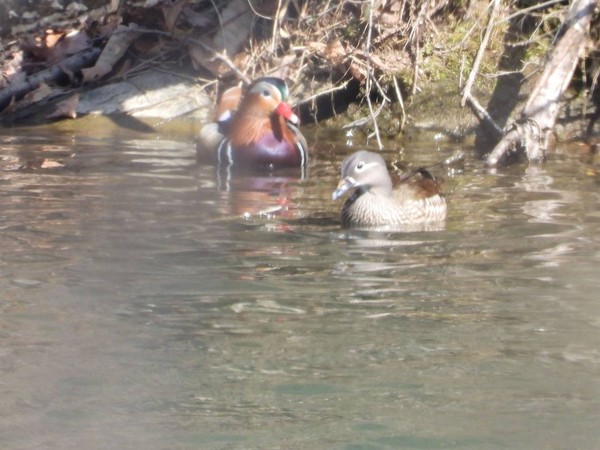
341;179;446;228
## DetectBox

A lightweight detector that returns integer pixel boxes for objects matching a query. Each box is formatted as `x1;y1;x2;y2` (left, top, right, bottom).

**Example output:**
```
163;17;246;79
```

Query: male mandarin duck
332;150;447;228
197;77;308;169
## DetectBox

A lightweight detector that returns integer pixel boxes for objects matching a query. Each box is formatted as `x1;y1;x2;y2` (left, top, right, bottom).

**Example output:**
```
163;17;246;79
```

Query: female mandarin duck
197;77;308;169
332;150;447;228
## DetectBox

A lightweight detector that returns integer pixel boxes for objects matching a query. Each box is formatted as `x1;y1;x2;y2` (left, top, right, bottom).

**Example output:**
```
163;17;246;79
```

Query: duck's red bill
275;102;299;124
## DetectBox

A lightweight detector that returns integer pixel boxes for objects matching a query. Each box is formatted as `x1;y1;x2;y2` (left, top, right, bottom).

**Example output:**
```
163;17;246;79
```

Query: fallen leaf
162;0;190;32
211;0;254;56
182;8;212;28
46;93;79;119
22;11;39;21
22;83;53;106
81;23;140;83
49;0;64;11
21;28;90;64
325;38;346;67
1;50;25;84
45;30;65;49
41;160;65;169
96;14;122;39
48;29;91;64
0;96;17;115
132;34;159;54
111;57;133;78
65;2;88;16
270;54;296;79
188;43;223;75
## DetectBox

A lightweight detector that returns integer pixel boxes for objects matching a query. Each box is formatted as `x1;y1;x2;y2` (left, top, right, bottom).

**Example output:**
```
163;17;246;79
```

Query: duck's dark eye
356;162;365;170
262;89;271;97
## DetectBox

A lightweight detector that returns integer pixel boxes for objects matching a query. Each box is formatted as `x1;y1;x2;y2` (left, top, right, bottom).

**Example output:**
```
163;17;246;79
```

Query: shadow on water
1;122;600;449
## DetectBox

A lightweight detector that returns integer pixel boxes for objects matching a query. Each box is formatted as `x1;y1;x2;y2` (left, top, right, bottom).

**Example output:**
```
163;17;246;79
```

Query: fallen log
0;47;101;113
485;0;597;166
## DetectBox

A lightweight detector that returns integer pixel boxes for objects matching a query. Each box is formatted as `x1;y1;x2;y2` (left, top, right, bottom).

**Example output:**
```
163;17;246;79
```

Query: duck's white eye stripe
355;161;377;172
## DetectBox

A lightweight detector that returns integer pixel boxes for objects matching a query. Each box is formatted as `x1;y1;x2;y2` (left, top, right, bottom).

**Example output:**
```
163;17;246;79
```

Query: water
1;121;599;449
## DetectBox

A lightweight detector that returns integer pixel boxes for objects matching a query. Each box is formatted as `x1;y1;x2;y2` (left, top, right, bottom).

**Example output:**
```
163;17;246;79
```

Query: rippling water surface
1;121;599;449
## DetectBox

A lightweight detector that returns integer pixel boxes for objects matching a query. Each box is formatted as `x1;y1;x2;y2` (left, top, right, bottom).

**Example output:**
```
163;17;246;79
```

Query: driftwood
484;0;597;166
0;47;101;113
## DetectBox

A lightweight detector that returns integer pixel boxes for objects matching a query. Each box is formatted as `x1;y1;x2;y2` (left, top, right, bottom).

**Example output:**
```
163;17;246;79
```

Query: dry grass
1;0;598;130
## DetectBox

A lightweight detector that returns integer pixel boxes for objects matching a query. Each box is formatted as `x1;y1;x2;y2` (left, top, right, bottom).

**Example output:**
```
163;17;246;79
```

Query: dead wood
0;47;101;113
485;0;598;166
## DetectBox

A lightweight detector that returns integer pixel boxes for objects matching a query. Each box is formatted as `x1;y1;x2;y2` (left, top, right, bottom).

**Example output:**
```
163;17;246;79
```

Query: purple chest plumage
219;132;305;168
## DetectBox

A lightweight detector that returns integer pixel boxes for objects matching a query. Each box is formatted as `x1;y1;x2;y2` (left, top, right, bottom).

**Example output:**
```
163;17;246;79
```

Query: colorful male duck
332;150;447;228
197;77;308;169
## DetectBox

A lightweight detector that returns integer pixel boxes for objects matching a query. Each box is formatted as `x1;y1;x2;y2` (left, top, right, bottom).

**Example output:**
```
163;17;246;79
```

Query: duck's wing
393;168;444;200
214;85;243;122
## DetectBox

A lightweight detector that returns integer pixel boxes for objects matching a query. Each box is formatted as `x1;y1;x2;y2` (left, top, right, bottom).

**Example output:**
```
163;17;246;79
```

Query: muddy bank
0;0;598;152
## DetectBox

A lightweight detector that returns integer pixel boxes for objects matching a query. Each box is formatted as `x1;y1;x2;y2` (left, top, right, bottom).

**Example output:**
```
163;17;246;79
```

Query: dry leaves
310;38;367;83
46;93;79;119
162;0;190;32
188;0;257;76
22;29;90;65
81;24;141;83
22;83;54;106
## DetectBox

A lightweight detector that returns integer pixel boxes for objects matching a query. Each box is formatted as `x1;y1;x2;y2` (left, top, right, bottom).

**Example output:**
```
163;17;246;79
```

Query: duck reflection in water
214;166;305;221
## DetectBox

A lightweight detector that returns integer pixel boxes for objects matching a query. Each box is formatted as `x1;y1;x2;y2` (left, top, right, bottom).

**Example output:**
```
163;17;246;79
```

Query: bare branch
461;0;500;107
365;0;383;150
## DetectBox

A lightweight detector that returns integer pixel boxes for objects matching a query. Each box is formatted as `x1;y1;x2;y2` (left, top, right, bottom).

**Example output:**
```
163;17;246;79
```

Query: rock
76;69;211;120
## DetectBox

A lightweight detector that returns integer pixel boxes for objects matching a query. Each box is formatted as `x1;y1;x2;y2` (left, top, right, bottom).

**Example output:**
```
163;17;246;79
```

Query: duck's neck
229;109;272;148
367;176;394;198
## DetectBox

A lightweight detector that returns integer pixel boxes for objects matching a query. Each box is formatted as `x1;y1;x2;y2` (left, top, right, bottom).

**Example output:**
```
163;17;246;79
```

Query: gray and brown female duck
332;150;447;228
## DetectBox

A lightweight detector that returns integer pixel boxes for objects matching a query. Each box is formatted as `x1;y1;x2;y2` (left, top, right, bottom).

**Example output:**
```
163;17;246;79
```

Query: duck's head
238;77;299;124
332;150;393;200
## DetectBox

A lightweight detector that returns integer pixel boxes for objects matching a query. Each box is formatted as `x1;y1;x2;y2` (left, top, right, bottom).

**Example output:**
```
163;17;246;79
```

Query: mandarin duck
332;150;447;228
197;77;308;169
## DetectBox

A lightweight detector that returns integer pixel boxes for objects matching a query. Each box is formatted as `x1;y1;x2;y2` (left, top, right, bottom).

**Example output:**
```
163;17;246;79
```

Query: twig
270;0;282;53
411;30;420;95
463;92;504;136
392;76;406;132
498;0;566;24
408;1;431;95
247;0;275;19
370;72;391;103
207;0;225;53
589;60;600;101
343;99;387;129
459;54;466;87
365;0;383;150
296;79;351;106
461;0;500;106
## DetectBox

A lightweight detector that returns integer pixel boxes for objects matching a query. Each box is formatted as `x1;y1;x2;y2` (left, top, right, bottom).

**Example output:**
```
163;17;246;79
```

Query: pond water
1;119;599;449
